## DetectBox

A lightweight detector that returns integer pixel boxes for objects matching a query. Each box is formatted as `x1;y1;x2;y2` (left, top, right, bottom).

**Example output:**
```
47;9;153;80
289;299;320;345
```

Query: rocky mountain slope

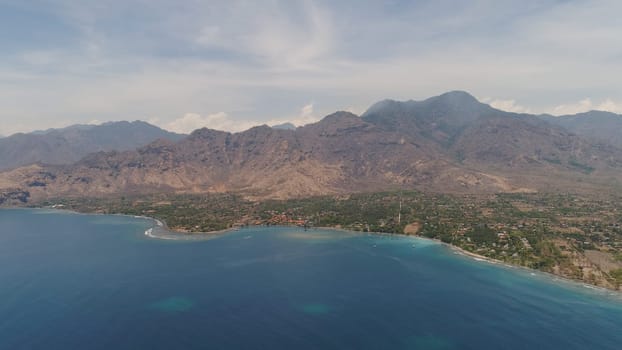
363;92;621;175
538;111;622;148
1;92;621;203
0;121;184;171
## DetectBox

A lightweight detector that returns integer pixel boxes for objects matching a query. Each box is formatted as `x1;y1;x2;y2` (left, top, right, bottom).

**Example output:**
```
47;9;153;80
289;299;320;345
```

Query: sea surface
1;209;621;349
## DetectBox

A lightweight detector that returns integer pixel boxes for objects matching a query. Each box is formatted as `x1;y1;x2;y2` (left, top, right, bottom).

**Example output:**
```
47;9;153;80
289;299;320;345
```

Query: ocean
0;209;621;349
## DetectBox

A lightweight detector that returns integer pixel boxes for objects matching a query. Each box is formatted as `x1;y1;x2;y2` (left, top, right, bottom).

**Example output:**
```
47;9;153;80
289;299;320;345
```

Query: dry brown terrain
1;91;621;205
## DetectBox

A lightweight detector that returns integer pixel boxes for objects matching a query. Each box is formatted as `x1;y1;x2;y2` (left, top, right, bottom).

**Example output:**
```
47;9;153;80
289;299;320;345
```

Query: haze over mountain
271;122;297;130
0;121;184;171
1;91;621;204
539;111;622;149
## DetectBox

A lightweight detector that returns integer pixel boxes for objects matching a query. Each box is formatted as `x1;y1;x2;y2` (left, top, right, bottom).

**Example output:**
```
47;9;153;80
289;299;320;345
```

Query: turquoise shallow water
0;209;621;349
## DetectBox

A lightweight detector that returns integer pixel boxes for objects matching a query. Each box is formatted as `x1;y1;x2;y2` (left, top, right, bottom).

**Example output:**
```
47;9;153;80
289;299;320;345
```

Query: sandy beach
143;218;238;240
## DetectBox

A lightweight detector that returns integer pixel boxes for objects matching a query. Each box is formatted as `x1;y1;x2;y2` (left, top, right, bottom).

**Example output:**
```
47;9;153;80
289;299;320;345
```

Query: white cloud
551;98;594;115
269;103;321;128
165;112;257;134
550;98;622;115
481;97;622;116
300;103;313;117
192;1;334;70
293;103;318;125
595;99;622;114
3;1;622;134
163;102;323;134
483;98;532;114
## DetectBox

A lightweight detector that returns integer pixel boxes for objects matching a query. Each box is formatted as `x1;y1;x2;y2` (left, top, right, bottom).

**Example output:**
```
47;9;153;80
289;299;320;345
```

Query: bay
1;209;621;349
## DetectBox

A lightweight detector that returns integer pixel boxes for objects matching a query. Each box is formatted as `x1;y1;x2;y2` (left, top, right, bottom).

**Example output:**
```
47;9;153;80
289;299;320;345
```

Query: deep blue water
1;209;621;350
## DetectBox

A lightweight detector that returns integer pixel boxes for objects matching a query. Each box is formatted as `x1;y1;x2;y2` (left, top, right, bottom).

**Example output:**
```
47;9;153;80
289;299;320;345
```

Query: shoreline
144;222;237;240
2;206;237;241
443;240;622;296
314;224;622;295
133;215;238;240
3;207;620;294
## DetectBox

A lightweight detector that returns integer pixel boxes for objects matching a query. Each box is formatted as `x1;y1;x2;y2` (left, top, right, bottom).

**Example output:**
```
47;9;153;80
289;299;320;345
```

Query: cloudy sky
1;0;621;136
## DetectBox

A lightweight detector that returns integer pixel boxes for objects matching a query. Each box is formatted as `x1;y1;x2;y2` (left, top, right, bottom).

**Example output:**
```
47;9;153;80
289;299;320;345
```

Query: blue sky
1;0;621;135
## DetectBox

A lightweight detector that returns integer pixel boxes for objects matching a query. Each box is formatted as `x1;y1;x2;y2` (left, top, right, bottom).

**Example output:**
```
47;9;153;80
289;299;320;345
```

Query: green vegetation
568;158;595;174
35;191;622;290
610;269;622;288
542;157;562;165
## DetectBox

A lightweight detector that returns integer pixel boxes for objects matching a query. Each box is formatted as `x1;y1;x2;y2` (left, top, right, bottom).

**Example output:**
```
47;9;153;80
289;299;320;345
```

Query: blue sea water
0;209;621;349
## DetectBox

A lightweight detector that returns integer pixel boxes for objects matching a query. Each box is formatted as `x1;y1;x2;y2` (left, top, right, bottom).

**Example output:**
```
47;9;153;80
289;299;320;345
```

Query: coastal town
37;191;622;291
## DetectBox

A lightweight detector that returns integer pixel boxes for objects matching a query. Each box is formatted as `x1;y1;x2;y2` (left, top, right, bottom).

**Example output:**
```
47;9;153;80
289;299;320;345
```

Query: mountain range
0;121;184;171
539;111;622;149
1;91;621;204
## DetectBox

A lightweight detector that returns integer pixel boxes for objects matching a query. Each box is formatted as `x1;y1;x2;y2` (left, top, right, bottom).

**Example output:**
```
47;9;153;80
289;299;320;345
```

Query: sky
1;0;621;136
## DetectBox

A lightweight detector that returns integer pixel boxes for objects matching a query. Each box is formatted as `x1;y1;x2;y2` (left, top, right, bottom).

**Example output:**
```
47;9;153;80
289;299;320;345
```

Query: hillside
0;121;184;171
539;111;622;148
1;92;621;204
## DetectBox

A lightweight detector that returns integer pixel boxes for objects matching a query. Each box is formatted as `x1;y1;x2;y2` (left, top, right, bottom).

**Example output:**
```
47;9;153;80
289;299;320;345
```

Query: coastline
444;240;622;297
2;207;237;241
128;214;238;240
142;220;621;294
313;223;622;295
3;207;620;294
445;243;503;264
143;218;237;240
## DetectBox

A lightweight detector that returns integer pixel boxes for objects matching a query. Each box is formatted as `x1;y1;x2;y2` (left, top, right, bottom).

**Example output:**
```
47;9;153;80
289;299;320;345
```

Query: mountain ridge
0;121;185;171
1;91;621;204
539;110;622;148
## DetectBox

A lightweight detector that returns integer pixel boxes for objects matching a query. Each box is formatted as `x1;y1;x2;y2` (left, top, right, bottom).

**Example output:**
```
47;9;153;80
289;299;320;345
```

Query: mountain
271;122;297;130
1;92;621;204
363;92;621;171
538;111;622;148
0;121;185;171
363;91;494;135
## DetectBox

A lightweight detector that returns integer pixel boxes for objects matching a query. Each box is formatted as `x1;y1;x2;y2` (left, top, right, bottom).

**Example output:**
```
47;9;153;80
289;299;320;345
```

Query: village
38;191;622;290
